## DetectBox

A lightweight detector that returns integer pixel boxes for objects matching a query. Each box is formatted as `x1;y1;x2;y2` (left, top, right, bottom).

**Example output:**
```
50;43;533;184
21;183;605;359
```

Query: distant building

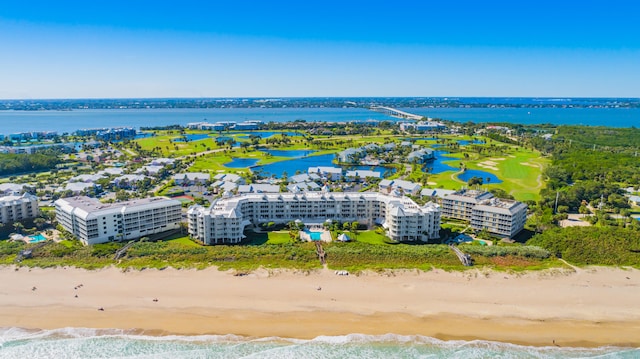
407;148;435;163
345;170;381;182
97;168;125;177
149;158;175;167
0;143;75;154
136;165;165;176
378;179;421;196
287;181;321;193
237;184;280;193
55;196;182;245
0;193;39;224
61;182;99;195
308;166;343;181
173;172;210;186
95;128;136;141
0;183;32;196
337;148;362;163
420;188;456;203
69;174;106;183
400;121;446;132
233;121;260;130
112;174;149;189
213;173;245;184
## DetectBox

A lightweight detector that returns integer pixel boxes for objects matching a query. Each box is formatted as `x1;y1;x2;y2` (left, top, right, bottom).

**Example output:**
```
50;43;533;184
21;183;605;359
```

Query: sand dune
0;266;638;347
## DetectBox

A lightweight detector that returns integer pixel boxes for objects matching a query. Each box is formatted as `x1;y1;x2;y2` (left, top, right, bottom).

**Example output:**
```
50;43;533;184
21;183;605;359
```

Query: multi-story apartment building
0;193;39;224
55;196;182;245
471;198;528;238
440;189;495;220
441;189;528;237
187;192;441;245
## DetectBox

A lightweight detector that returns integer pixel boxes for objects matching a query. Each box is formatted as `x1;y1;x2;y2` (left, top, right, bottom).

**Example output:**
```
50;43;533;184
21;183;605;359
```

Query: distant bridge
370;106;424;120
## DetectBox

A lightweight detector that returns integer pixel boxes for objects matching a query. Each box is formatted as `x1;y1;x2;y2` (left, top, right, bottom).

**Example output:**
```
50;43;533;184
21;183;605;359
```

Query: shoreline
1;265;639;348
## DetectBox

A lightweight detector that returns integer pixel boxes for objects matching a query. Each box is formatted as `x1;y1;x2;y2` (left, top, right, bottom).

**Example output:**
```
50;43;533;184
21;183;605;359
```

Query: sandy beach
0;265;638;347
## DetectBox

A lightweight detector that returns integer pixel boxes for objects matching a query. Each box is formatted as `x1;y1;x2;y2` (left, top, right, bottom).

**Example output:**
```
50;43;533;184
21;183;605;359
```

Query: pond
457;169;502;184
236;131;304;139
457;139;484;146
422;150;459;174
262;149;316;158
225;158;260;168
252;153;395;178
173;134;210;142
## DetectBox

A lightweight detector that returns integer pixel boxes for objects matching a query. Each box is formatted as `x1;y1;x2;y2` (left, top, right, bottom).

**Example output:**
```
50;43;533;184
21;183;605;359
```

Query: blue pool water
225;158;260;168
172;134;209;142
28;234;47;243
306;231;322;241
457;169;502;184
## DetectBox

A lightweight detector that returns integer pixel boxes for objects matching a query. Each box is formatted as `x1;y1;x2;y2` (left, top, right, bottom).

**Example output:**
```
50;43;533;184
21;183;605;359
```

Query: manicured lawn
244;230;293;245
165;234;201;247
135;132;222;157
349;230;393;245
415;137;547;201
266;231;293;244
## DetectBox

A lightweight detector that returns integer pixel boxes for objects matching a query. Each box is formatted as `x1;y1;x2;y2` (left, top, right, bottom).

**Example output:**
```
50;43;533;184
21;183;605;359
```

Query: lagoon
423;151;459;174
252;154;395;178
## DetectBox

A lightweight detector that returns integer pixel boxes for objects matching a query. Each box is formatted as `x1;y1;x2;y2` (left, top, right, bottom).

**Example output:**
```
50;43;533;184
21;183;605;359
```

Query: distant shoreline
1;265;638;348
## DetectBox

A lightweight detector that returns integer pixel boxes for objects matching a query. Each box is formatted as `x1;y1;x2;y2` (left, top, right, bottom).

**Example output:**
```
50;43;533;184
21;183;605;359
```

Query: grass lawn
164;234;201;247
244;230;293;245
348;230;392;245
134;132;223;157
416;137;547;201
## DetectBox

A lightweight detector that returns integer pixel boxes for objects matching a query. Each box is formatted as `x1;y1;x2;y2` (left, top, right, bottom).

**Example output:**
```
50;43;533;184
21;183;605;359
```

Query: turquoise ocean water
0;328;637;359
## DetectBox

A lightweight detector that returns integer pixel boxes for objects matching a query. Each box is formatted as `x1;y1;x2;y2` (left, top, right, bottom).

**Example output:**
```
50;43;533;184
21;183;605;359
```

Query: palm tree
13;222;24;235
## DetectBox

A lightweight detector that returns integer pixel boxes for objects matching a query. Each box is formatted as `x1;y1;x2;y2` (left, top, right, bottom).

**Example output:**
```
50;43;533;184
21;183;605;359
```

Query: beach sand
0;265;639;347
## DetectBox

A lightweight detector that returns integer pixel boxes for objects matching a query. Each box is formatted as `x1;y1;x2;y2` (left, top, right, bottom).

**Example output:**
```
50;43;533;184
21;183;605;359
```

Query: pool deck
299;229;332;242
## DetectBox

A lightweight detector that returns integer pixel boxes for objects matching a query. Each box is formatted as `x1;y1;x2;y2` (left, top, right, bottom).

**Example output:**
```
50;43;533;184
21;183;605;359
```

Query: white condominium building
441;189;528;237
471;198;528;238
188;192;441;245
440;189;495;220
55;196;182;245
0;193;39;224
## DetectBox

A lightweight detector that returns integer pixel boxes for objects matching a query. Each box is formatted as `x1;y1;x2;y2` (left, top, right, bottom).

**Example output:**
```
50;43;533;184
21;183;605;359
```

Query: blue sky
1;0;639;98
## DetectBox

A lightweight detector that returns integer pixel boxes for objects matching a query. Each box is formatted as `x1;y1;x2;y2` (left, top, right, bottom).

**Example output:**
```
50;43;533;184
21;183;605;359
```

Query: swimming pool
28;234;47;243
306;231;322;241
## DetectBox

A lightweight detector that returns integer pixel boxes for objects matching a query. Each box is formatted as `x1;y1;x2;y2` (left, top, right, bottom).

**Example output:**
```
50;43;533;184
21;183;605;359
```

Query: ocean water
0;328;637;359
